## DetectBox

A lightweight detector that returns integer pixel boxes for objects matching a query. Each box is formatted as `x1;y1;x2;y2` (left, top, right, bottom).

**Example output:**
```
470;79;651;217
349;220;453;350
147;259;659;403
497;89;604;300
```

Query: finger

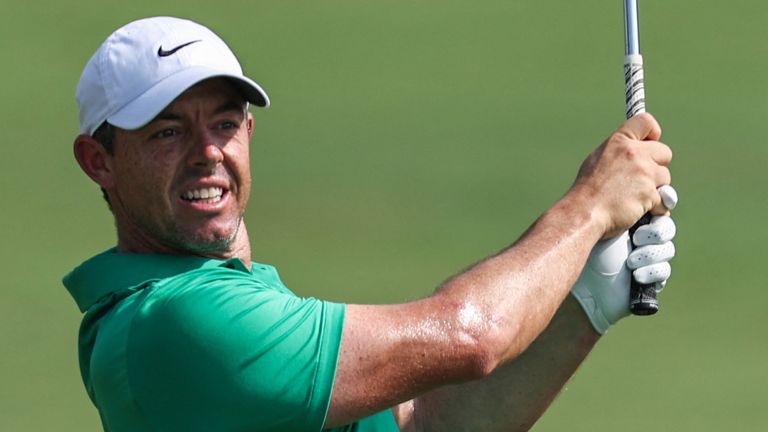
649;166;672;202
619;112;662;141
632;262;671;284
657;165;672;186
627;242;676;269
632;215;676;246
649;191;672;216
646;141;673;166
658;185;678;210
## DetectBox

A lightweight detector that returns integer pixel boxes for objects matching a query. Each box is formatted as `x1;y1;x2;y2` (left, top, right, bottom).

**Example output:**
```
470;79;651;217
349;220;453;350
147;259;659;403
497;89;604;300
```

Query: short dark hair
92;122;116;210
92;121;116;155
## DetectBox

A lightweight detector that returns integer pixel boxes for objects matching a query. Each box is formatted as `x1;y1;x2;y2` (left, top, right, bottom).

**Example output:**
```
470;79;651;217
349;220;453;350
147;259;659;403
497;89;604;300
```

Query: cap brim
108;66;269;131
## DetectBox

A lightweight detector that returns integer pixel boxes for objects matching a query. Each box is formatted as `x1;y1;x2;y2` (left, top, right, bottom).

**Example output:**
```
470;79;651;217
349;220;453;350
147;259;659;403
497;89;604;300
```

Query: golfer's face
109;78;253;254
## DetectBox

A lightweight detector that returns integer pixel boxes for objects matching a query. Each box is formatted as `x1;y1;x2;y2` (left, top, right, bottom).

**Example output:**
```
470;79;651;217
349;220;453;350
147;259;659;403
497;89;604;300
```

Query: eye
217;120;239;130
151;128;179;139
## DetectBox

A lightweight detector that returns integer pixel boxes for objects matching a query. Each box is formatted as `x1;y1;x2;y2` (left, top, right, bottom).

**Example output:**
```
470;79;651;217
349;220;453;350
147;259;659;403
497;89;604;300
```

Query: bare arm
326;189;602;427
324;113;672;428
396;296;599;431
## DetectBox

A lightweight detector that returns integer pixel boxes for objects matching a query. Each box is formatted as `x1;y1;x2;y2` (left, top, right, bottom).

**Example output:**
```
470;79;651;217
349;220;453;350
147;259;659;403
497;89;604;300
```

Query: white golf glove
571;187;677;334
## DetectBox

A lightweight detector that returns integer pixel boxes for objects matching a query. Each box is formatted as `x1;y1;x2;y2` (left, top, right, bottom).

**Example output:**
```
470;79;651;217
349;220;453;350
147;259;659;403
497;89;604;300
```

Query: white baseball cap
76;16;270;135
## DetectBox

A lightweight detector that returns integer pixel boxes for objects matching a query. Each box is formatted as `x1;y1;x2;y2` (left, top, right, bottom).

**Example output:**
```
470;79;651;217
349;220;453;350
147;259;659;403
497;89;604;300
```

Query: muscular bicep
325;297;490;428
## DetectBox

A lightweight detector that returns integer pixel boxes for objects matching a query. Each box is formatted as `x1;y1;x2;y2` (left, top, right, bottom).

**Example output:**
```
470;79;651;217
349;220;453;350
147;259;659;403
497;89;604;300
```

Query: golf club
624;0;658;315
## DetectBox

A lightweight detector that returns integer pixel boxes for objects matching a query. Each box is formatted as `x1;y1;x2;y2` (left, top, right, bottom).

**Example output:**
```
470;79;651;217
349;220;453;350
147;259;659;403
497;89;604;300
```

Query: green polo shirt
64;249;398;432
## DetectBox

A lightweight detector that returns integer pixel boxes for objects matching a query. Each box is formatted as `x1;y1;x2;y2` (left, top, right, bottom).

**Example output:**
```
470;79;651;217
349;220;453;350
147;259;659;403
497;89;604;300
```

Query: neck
220;222;252;268
116;220;253;270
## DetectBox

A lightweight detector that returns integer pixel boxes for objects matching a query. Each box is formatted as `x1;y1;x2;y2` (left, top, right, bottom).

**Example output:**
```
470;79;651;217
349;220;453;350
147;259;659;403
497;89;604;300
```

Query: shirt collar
63;248;251;312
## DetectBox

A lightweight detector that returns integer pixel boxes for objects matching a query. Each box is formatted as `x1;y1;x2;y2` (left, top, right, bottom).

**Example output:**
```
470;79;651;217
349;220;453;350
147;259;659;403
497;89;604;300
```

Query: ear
246;112;254;139
73;134;115;189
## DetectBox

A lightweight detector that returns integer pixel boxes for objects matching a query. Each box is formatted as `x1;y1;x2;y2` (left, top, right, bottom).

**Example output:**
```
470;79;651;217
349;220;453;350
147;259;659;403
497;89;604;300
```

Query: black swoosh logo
157;40;202;57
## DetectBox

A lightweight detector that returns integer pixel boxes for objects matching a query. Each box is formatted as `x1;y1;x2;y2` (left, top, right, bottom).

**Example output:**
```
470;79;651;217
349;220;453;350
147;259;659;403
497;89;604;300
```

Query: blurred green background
1;0;766;430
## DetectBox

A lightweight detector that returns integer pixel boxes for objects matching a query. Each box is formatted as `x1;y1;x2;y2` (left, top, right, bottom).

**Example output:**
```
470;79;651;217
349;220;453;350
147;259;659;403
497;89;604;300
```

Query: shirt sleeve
126;267;346;432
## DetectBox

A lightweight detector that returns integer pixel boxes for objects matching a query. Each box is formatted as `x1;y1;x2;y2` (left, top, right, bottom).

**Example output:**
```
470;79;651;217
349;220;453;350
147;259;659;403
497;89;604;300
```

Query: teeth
183;187;223;202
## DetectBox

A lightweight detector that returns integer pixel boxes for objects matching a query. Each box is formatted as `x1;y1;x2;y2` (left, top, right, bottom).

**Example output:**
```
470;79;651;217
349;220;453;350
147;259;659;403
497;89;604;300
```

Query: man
65;16;676;432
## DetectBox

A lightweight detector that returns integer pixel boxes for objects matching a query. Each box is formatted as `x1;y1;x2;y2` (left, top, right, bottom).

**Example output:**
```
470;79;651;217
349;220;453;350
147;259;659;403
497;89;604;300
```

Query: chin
177;225;240;253
158;215;242;254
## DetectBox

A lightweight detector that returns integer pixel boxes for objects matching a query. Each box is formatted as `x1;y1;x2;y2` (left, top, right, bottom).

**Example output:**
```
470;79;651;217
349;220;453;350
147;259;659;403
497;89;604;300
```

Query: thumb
619;112;661;141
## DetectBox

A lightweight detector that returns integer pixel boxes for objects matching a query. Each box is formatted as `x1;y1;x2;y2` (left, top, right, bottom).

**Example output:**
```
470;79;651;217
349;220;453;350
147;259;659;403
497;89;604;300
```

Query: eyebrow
152;100;247;123
215;100;248;116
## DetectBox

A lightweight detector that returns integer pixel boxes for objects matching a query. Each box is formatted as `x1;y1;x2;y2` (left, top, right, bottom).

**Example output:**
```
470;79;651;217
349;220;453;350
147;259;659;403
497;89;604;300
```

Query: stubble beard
158;214;244;256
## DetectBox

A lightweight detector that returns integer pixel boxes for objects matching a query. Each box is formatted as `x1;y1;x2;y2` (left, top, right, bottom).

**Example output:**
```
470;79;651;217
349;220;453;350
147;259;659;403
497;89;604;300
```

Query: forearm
434;186;605;364
329;189;604;427
398;296;599;432
328;115;671;427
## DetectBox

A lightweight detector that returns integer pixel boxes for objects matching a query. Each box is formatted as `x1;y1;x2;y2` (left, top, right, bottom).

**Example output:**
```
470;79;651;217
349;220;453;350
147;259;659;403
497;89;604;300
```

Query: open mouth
180;187;225;204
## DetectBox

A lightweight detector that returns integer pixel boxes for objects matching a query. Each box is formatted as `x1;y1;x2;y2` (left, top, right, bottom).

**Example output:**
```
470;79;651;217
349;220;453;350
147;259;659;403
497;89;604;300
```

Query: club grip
624;54;646;118
623;53;657;315
628;212;658;315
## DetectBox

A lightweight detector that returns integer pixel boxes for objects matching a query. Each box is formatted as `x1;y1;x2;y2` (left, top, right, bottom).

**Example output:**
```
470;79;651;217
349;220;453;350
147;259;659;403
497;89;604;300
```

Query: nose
188;128;224;170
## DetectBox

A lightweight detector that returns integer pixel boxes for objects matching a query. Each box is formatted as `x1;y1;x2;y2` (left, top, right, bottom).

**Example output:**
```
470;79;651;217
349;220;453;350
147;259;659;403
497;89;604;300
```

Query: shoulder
130;264;304;343
123;265;347;430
